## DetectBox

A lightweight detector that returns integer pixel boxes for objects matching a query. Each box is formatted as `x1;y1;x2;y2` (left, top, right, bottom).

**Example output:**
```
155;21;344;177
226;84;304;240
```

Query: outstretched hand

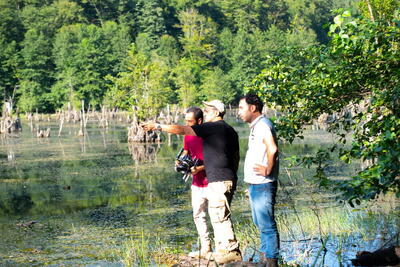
141;122;155;132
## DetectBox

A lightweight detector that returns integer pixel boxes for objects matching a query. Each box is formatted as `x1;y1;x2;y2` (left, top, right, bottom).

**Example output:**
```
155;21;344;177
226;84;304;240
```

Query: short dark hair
241;93;264;113
186;106;203;121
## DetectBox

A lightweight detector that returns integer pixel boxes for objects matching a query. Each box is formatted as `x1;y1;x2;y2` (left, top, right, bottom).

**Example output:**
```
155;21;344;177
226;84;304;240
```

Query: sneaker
214;250;242;264
188;250;213;259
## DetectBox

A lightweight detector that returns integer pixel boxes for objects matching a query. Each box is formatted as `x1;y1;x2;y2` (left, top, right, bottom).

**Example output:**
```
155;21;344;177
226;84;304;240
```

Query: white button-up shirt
244;115;279;184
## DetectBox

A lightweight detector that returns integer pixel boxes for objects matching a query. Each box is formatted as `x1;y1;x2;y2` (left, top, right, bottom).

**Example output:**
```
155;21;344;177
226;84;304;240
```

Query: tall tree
156;34;180;67
220;27;269;97
177;8;217;65
172;57;202;107
251;10;400;201
200;67;234;103
52;22;131;109
20;0;85;35
172;8;218;106
0;0;24;108
135;0;167;49
77;0;135;25
18;29;55;112
358;0;399;23
17;0;85;112
215;0;270;31
106;45;173;119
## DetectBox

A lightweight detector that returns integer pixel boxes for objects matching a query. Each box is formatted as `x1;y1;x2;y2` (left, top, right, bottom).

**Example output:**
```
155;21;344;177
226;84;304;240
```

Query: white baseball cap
203;100;225;115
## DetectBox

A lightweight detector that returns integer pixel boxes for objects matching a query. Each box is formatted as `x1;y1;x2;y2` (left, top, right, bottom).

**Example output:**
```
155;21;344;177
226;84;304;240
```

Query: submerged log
37;128;50;138
16;221;38;228
0;116;22;134
128;143;159;163
351;246;400;266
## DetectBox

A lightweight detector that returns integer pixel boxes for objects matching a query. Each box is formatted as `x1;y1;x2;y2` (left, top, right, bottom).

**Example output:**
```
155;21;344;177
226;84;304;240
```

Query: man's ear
250;104;257;113
198;118;203;124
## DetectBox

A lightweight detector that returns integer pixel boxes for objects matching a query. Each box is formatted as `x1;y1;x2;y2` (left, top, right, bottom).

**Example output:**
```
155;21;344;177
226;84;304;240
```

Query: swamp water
0;118;398;266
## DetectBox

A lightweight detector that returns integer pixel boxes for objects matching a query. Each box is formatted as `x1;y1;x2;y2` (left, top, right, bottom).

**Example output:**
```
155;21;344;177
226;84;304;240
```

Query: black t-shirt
191;120;239;184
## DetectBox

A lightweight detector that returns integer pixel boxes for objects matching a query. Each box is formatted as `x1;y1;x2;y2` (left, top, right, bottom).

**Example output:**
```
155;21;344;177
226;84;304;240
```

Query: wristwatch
155;123;162;131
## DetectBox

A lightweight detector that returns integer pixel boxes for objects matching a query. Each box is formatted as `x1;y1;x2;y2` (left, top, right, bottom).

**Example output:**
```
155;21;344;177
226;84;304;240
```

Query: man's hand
190;166;200;175
253;163;269;177
190;165;204;175
141;122;156;132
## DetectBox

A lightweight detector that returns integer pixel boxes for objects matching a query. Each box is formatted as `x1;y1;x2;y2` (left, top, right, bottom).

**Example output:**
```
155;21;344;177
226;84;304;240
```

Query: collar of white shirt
249;114;264;129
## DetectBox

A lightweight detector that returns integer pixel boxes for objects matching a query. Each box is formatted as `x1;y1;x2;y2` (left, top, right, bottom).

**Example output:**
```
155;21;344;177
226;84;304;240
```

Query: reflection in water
0;136;16;162
0;188;34;214
7;150;14;161
100;128;107;149
128;143;160;164
79;131;87;153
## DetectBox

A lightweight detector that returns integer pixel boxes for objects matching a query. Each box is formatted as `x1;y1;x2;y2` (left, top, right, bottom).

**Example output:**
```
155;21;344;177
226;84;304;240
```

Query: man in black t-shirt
142;100;242;264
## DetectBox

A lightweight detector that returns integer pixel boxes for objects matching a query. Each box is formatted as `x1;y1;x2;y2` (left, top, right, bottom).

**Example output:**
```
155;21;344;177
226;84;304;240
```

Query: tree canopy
0;0;355;112
250;7;400;202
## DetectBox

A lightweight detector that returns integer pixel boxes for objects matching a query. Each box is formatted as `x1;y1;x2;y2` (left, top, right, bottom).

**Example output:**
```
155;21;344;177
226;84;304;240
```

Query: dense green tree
156;34;180;67
0;0;24;107
215;0;271;31
0;40;18;105
105;45;173;119
76;0;135;26
20;0;85;35
284;0;358;43
250;10;400;201
172;7;219;106
220;28;268;97
172;57;201;107
52;22;131;109
18;29;55;112
177;8;217;65
200;67;234;103
135;0;167;49
358;0;399;22
17;0;85;112
0;0;24;43
135;33;158;57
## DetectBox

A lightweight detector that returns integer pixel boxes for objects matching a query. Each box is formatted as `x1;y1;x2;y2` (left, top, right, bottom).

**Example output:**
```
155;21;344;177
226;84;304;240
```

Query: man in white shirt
238;93;279;266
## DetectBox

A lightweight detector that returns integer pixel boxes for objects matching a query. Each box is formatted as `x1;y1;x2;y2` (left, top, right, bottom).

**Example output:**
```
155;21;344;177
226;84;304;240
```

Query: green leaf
342;11;351;18
334;15;344;26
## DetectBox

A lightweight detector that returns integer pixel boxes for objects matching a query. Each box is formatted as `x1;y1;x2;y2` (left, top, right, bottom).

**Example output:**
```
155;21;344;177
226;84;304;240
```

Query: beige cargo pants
207;181;239;253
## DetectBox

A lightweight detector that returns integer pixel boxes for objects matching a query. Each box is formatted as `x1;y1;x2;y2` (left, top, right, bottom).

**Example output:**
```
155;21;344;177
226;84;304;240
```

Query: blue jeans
249;182;279;259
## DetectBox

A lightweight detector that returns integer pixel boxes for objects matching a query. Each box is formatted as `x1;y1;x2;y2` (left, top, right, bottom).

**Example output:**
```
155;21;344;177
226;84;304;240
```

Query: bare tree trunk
58;112;64;137
81;100;87;128
78;111;84;136
365;0;375;22
29;115;33;132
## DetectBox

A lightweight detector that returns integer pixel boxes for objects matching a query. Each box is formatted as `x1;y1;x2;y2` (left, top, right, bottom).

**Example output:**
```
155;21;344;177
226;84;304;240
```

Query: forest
1;0;357;114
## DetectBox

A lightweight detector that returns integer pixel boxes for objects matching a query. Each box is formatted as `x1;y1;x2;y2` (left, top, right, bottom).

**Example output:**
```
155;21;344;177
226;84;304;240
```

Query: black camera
175;148;199;182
